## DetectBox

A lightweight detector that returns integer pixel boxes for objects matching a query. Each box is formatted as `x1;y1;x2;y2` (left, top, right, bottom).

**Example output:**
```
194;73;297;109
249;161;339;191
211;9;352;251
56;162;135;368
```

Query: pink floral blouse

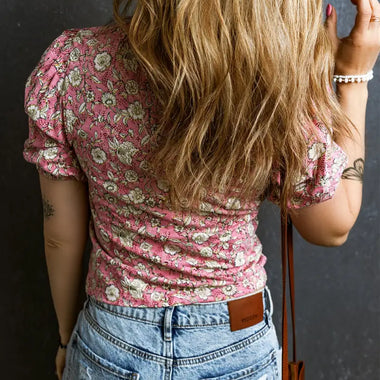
22;24;348;307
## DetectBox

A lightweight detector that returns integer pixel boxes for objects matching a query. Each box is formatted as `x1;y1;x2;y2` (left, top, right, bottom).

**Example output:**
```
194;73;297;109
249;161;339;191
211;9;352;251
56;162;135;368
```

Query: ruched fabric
267;119;348;209
23;32;87;182
22;24;348;308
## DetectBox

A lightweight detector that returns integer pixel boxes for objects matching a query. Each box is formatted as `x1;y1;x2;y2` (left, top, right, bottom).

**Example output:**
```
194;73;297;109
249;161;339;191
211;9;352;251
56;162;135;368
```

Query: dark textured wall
3;0;379;379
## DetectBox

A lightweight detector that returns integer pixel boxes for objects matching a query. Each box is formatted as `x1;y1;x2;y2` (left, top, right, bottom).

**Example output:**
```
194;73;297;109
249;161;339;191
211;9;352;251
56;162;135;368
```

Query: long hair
112;0;354;213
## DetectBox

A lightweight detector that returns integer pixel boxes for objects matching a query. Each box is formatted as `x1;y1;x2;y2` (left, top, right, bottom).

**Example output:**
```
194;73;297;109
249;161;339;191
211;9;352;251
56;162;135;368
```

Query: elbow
322;232;350;247
302;230;350;247
294;218;352;246
290;202;358;247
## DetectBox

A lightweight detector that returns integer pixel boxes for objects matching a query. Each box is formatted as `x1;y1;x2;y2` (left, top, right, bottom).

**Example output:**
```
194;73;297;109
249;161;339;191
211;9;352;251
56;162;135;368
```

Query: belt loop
264;286;274;319
83;294;90;310
163;307;174;342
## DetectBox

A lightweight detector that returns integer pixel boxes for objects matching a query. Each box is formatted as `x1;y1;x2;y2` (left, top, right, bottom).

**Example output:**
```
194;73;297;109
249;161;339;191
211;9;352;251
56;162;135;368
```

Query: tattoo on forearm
341;158;364;183
42;196;55;218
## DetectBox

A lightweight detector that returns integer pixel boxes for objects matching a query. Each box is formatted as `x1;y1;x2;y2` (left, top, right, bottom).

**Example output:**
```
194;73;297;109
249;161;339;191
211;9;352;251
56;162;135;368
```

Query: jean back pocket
200;348;280;380
67;331;140;380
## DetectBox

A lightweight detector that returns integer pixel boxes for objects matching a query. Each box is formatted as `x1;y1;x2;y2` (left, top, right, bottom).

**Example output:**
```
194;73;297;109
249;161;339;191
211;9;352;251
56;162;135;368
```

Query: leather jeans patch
227;292;264;332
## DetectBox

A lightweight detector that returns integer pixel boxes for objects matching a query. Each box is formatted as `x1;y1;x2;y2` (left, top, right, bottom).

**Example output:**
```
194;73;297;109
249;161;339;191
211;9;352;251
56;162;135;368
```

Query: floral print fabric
267;120;349;208
22;24;348;307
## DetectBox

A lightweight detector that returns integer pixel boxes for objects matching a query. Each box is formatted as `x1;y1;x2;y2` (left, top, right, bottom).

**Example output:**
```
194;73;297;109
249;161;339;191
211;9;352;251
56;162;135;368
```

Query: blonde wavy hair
113;0;353;213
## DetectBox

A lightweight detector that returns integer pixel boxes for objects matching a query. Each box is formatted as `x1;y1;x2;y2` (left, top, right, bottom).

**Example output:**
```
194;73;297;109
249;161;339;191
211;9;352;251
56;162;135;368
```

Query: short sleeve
267;119;349;209
22;31;87;182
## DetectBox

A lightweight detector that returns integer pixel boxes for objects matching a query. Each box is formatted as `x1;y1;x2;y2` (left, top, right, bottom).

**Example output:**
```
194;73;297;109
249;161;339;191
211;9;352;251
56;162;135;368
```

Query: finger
325;4;340;48
369;0;380;13
352;0;373;34
368;0;380;32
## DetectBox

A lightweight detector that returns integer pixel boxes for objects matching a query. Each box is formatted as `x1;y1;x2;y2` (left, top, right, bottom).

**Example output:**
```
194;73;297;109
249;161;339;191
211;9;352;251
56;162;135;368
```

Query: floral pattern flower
105;285;120;302
102;93;117;107
22;24;348;308
94;52;112;71
68;67;82;87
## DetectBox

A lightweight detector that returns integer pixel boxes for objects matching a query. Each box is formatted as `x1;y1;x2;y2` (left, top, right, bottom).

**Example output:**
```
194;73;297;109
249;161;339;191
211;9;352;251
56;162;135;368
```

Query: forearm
45;241;85;344
334;82;368;220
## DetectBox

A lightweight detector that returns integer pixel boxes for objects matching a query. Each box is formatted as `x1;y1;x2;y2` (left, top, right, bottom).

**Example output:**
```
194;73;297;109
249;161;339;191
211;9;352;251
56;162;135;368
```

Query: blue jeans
62;286;282;379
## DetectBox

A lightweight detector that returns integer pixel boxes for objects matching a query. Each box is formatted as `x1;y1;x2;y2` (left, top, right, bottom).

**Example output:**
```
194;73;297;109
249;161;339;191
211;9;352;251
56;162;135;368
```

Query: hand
55;346;67;380
325;0;380;75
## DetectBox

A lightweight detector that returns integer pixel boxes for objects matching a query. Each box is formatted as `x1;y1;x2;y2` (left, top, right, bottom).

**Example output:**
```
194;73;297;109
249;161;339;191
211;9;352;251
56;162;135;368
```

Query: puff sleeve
267;119;349;209
22;31;87;182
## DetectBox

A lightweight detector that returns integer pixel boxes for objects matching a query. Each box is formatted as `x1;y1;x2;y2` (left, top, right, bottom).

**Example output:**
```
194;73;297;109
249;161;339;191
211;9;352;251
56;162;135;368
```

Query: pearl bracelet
333;69;374;83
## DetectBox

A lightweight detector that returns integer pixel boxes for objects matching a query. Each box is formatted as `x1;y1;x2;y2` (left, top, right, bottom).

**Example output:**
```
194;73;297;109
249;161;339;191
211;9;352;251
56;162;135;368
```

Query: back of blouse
22;24;348;307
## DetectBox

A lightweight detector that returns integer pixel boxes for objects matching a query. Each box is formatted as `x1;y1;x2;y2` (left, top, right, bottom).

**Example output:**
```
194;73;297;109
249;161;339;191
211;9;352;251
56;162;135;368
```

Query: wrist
58;338;68;349
334;61;373;77
59;331;72;346
335;82;369;98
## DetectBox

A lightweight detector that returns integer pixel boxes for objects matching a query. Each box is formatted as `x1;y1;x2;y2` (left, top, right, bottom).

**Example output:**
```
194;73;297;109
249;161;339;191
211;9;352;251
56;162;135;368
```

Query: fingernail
326;4;332;17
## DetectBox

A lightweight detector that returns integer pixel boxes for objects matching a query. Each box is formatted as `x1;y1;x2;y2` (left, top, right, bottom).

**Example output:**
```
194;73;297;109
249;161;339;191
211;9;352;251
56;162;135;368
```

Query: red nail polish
326;4;332;17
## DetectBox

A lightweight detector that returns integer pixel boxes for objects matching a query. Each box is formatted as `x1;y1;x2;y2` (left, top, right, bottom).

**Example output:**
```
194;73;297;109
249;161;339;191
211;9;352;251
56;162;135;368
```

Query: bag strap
281;212;297;379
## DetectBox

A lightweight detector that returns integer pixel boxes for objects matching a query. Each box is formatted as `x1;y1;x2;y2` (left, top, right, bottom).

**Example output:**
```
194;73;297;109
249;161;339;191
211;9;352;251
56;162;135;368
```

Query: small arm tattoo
42;196;55;218
341;158;364;183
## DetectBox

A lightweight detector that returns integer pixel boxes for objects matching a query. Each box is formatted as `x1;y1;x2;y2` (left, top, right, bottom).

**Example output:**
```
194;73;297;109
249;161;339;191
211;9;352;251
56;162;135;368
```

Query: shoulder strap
281;212;297;379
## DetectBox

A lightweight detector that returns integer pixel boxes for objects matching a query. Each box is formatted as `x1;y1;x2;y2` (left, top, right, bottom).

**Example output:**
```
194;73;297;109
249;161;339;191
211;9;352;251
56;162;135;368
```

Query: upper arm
22;30;90;246
288;179;359;246
39;172;90;247
266;119;353;246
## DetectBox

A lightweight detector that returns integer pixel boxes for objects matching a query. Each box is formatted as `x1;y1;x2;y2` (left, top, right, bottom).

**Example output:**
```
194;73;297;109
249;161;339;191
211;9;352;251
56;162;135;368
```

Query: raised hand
325;0;380;75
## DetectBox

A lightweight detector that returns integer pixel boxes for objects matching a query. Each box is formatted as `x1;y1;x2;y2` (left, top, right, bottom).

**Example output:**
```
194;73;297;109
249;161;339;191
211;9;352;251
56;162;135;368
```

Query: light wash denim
62;286;282;379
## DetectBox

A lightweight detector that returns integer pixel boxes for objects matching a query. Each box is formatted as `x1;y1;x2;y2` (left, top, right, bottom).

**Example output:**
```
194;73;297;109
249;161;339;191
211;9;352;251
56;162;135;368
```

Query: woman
22;0;379;379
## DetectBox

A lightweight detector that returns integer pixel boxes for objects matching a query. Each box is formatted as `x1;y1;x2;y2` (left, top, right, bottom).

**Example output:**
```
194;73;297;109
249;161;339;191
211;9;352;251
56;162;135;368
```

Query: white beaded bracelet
333;69;374;83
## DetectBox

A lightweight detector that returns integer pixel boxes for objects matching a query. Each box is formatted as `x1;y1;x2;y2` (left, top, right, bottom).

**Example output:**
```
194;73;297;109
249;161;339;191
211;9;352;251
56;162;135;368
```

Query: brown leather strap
287;217;297;362
281;211;289;379
281;212;297;378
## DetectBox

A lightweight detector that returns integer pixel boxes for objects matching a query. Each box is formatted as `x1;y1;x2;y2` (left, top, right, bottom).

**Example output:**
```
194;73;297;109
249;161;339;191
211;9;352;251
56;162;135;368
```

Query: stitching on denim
89;297;231;327
171;321;230;328
83;307;168;364
90;296;263;328
88;298;164;326
74;332;140;379
174;323;271;366
199;349;277;379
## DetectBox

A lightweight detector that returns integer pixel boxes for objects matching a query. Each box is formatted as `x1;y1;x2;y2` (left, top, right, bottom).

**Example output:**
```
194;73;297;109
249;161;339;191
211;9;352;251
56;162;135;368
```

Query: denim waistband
86;286;273;328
